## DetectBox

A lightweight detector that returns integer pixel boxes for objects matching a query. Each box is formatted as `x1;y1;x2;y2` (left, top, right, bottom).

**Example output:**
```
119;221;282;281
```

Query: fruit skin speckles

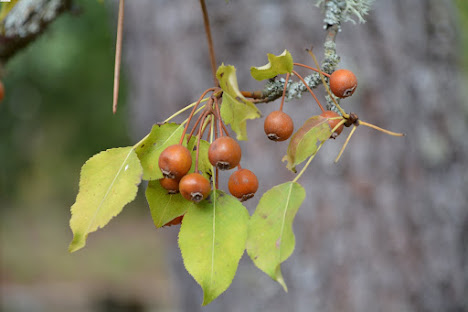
329;69;357;98
208;136;242;170
179;172;211;203
264;110;294;142
158;145;192;180
228;168;259;202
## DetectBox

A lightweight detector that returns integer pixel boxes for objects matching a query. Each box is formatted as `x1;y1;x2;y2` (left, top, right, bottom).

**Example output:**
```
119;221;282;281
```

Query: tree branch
245;0;371;113
0;0;71;64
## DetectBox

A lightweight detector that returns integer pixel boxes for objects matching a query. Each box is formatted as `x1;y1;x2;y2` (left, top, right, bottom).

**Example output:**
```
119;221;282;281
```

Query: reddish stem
214;97;223;136
199;0;218;86
279;72;290;111
214;111;219;140
186;108;207;144
179;88;216;145
195;110;210;172
293;63;331;78
292;70;325;113
205;115;213;141
214;99;230;136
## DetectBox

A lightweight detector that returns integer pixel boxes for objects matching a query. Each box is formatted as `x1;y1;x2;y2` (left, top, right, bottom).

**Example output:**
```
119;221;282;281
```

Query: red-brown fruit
163;215;184;227
179;173;211;203
159;177;180;194
320;110;344;138
0;81;4;102
158;144;192;179
228;169;259;202
264;110;294;142
208;136;241;170
329;69;357;98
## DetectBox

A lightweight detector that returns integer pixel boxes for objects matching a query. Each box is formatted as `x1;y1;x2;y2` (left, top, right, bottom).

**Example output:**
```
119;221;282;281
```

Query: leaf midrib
277;183;293;263
85;148;134;234
210;191;217;289
157;195;173;227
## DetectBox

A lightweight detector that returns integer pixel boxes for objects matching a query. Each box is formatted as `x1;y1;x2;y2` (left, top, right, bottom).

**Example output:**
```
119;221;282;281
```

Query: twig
112;0;125;114
199;0;218;86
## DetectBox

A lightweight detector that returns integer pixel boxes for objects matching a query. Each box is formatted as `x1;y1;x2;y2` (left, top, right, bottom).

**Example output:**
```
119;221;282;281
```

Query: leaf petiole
293;62;331;78
164;98;207;123
132;104;206;150
335;125;358;162
292;70;325;113
292;142;325;183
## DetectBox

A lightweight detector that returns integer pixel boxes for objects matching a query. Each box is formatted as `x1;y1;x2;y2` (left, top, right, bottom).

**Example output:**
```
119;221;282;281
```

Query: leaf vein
210;192;216;290
85;148;134;234
158;196;173;226
278;183;293;262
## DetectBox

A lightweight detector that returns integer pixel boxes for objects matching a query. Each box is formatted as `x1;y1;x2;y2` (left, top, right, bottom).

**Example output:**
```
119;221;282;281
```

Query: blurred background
1;0;467;311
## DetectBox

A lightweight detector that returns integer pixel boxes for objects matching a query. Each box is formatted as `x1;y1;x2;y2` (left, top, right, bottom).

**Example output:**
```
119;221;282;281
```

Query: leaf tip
278;277;288;293
202;294;215;306
68;233;86;253
275;266;288;292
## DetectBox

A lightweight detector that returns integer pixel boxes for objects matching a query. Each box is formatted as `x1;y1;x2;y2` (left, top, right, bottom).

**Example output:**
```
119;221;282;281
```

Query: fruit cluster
155;50;402;213
157;94;259;205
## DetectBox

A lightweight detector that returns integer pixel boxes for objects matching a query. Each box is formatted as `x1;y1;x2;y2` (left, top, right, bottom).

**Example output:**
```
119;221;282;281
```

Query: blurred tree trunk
122;0;467;311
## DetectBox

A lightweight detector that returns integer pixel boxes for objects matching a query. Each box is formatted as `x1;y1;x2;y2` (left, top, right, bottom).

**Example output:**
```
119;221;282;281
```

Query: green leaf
135;123;185;180
217;64;261;140
187;137;212;180
282;115;332;172
146;180;193;228
246;181;306;292
179;190;249;305
69;147;143;252
250;50;294;81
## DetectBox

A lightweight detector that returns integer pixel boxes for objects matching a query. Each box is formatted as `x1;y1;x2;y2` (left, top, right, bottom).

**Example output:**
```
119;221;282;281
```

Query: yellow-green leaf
135;123;185;180
69;147;143;252
146;180;193;228
187;137;212;180
250;49;294;81
246;181;306;292
178;190;249;305
282;115;332;172
217;64;261;140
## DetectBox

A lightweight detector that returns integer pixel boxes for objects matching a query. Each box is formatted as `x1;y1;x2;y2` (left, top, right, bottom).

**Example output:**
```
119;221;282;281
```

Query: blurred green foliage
0;0;130;203
0;4;170;310
456;0;468;72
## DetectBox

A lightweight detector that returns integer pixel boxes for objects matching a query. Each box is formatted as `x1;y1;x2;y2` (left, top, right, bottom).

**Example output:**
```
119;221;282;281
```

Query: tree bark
0;0;71;63
122;0;467;311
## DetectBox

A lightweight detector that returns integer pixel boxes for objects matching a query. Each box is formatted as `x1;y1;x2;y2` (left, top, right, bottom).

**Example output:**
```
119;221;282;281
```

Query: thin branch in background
113;0;124;114
279;72;290;111
199;0;218;86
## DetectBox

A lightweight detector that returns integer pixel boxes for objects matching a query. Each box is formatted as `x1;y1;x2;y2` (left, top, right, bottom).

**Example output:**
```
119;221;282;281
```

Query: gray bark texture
0;0;71;63
121;0;467;311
